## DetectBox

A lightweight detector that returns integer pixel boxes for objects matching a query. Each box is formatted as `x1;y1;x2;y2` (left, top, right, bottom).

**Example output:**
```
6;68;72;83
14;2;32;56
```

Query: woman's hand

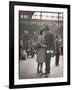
43;45;47;48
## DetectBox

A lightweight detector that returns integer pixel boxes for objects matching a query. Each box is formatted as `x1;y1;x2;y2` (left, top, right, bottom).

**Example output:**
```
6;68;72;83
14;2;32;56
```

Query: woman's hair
45;25;49;31
40;29;44;35
56;35;59;39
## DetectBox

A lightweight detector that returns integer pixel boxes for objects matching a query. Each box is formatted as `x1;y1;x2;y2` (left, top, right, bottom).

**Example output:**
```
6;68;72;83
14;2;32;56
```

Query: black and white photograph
9;1;70;88
19;11;63;79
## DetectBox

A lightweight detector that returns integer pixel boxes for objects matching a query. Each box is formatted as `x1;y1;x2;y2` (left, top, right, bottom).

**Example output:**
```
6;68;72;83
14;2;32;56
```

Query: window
32;12;40;19
31;12;63;21
24;15;29;19
59;13;63;21
20;14;29;19
20;14;23;19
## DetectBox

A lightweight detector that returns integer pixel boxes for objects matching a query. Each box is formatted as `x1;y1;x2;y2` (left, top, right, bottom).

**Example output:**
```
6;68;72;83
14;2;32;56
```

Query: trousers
55;54;60;66
45;53;51;74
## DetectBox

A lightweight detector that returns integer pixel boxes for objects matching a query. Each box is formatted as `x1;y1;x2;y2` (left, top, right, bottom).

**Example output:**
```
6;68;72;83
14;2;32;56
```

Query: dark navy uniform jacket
45;32;55;51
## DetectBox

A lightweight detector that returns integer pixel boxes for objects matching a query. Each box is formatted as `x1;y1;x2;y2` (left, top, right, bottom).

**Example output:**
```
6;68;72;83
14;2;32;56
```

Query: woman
36;29;47;75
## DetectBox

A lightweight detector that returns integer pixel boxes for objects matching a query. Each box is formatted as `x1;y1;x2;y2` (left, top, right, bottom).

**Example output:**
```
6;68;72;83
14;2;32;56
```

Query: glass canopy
32;12;63;21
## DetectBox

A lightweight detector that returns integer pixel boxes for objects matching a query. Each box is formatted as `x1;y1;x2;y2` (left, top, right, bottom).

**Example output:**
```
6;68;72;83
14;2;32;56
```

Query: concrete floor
19;55;63;79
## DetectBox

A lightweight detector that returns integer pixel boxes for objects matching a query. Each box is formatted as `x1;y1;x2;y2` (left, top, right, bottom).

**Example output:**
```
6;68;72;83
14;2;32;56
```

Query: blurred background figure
20;40;27;60
23;50;27;60
26;40;35;58
55;35;61;66
20;40;24;60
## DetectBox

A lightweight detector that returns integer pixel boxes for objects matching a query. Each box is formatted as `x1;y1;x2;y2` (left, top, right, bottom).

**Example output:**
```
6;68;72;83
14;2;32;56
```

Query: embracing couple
36;25;55;77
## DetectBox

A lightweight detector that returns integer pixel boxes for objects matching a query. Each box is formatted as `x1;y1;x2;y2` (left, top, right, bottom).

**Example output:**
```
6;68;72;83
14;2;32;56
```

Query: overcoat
36;35;46;63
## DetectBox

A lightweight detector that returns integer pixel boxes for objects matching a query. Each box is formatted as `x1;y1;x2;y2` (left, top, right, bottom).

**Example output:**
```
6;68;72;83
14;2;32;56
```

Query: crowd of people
20;25;63;78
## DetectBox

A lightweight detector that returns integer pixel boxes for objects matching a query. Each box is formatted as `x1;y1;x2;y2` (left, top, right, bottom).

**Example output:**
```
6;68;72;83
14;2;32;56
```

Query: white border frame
14;5;68;85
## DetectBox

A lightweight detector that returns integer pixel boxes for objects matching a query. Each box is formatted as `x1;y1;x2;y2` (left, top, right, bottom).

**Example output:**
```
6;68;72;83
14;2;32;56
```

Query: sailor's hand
46;50;50;53
50;50;53;54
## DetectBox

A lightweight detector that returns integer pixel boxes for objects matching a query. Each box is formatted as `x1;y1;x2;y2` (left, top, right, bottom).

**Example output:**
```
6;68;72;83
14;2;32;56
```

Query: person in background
55;35;61;66
23;50;27;60
36;29;47;75
20;40;24;60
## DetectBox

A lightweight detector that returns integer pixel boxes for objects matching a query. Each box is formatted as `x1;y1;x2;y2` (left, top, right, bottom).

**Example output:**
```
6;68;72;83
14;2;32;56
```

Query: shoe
44;72;47;75
37;69;40;74
45;73;49;78
44;72;50;74
39;71;43;75
56;64;59;66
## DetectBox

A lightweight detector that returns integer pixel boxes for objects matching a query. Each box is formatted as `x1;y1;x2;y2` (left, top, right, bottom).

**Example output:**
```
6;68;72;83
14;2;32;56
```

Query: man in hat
44;25;55;77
